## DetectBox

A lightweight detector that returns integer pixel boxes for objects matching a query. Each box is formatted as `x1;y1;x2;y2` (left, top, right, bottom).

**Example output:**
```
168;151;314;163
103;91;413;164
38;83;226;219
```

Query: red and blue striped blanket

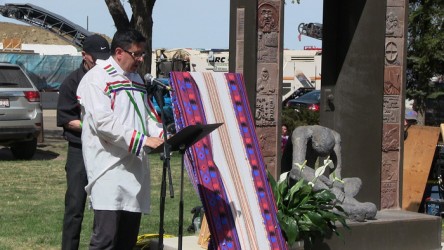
170;72;287;250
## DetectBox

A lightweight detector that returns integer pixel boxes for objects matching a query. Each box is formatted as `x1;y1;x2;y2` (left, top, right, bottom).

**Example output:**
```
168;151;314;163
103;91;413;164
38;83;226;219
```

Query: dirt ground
0;21;71;45
0;21;110;45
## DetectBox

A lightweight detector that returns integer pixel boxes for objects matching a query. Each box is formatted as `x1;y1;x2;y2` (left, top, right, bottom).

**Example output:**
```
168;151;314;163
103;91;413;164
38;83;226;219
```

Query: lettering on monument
236;8;245;40
255;96;276;126
236;41;244;72
235;8;245;73
381;181;398;208
383;96;401;123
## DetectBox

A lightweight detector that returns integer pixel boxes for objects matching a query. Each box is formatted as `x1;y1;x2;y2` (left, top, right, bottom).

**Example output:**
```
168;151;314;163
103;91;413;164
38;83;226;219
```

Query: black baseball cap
83;34;110;60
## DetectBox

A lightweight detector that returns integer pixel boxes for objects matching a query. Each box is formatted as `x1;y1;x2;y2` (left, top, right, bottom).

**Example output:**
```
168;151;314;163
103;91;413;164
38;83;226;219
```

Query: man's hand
64;119;82;132
145;137;163;149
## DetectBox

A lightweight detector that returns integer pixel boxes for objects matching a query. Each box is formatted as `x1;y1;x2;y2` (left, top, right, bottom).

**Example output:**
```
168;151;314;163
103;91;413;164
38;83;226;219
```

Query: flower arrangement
268;158;349;248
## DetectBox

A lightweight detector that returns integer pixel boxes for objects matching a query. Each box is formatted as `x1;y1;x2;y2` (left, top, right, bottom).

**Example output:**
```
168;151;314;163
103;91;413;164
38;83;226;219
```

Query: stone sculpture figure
281;125;378;222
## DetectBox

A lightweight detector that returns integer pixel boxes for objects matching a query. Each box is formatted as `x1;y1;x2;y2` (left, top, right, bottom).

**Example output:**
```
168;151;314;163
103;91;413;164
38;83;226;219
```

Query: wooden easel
197;215;211;249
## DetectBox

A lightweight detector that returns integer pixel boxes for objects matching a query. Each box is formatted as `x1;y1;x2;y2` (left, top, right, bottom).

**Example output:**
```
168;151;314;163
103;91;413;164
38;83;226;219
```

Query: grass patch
0;138;201;249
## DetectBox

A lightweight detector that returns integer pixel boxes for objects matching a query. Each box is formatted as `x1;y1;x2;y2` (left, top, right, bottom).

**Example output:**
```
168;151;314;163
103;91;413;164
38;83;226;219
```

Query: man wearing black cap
57;34;110;250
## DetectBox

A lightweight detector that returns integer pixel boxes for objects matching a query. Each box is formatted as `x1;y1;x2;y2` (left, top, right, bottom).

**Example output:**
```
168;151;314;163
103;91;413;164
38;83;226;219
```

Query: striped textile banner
170;72;287;250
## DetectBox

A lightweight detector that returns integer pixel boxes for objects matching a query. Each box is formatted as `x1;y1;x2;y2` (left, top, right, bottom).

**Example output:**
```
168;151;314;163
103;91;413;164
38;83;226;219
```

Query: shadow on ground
0;130;65;161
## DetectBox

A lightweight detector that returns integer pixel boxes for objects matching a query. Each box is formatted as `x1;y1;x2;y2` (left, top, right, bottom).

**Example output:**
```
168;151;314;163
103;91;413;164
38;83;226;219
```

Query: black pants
89;210;142;250
62;142;88;250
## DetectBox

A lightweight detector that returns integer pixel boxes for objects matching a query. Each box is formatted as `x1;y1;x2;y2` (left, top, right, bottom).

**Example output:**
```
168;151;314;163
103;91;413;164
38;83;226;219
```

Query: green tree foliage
105;0;156;75
406;0;444;112
282;107;320;134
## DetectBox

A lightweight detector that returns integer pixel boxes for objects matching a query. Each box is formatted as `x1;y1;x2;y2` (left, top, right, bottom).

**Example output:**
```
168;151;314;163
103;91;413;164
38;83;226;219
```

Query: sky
0;0;323;50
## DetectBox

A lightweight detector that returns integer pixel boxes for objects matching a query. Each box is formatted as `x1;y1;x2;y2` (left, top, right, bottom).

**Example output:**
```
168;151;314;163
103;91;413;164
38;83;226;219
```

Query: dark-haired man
76;29;163;249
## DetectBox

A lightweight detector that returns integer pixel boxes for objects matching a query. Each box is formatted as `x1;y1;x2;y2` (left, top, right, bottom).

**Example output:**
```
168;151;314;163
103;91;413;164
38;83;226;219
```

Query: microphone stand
153;88;174;250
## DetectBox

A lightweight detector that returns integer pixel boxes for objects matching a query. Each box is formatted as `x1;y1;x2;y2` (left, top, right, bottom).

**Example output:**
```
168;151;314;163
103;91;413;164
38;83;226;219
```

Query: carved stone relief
257;126;277;156
255;0;282;178
385;38;404;66
256;3;280;129
258;2;279;33
382;151;399;181
258;2;279;63
381;2;406;210
386;7;404;38
256;63;278;95
382;123;400;152
384;66;402;95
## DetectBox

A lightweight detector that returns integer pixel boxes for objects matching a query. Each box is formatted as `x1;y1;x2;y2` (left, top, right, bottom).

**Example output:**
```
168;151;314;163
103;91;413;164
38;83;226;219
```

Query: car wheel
11;138;38;160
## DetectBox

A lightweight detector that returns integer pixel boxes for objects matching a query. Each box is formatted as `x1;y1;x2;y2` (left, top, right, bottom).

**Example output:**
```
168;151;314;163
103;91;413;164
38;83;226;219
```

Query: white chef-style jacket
77;57;163;213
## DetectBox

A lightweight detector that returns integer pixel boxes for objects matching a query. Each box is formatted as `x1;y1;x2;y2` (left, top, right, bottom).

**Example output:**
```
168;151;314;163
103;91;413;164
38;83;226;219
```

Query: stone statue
281;125;378;222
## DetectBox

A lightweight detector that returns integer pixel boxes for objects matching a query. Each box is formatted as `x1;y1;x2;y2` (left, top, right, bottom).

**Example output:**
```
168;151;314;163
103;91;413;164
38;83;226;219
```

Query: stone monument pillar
320;0;386;206
381;0;408;209
229;0;283;178
254;0;283;178
229;0;258;107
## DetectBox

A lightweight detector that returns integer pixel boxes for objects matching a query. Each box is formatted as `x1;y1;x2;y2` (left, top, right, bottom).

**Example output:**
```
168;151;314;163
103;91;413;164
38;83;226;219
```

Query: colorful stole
170;72;287;250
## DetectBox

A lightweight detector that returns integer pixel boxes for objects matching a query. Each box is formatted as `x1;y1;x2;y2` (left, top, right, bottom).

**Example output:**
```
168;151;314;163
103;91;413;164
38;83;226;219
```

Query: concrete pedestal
147;210;441;250
314;210;442;250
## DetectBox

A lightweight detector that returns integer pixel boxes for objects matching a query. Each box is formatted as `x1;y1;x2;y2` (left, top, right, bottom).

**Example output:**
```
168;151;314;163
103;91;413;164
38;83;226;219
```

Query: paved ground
43;109;60;131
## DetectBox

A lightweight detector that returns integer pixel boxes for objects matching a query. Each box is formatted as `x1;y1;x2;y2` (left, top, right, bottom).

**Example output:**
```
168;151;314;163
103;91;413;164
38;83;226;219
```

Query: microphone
144;73;174;92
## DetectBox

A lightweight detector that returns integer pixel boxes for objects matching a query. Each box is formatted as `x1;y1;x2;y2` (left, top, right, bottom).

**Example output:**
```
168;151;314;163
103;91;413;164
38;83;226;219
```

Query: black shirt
56;62;88;144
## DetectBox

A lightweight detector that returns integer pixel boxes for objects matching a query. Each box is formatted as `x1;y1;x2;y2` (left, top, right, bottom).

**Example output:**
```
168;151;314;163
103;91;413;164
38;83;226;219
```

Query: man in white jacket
77;29;164;250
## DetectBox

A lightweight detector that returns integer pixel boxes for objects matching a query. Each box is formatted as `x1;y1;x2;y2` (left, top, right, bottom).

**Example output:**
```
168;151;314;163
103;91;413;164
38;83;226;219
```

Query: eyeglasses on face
121;48;146;59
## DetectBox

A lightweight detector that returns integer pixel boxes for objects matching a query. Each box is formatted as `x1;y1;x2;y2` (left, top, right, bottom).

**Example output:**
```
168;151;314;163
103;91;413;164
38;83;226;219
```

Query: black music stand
146;122;223;250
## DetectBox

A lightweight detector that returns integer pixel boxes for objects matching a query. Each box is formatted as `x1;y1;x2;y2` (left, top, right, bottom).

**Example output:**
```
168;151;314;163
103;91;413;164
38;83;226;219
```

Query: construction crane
0;3;92;48
298;22;322;40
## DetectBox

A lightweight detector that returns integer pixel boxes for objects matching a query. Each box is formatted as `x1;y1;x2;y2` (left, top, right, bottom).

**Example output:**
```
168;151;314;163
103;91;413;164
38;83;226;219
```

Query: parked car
286;89;321;112
0;62;43;159
282;87;315;107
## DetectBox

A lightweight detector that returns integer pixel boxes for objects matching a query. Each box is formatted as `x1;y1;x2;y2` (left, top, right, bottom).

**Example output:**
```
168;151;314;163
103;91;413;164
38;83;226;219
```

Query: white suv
0;62;43;159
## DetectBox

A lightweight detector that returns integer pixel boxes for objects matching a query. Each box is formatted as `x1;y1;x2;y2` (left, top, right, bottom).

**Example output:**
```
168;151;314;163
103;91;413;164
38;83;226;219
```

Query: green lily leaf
306;211;328;229
289;178;305;195
278;178;289;198
314;189;336;201
299;204;316;210
278;212;300;245
334;204;346;213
